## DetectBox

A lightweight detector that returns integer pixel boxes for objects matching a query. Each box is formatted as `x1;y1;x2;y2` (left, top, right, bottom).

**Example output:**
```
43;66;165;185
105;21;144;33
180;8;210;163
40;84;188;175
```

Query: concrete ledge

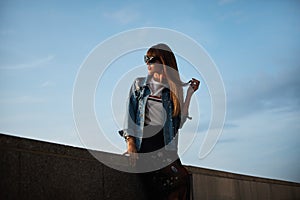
1;134;299;200
187;165;300;200
0;134;147;200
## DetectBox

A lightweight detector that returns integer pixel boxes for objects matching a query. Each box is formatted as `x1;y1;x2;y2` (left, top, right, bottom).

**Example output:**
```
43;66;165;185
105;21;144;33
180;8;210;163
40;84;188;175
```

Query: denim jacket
121;76;188;151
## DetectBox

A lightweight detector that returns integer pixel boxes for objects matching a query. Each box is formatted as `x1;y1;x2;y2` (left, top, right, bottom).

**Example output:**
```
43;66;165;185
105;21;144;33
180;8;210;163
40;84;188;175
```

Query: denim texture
123;76;186;151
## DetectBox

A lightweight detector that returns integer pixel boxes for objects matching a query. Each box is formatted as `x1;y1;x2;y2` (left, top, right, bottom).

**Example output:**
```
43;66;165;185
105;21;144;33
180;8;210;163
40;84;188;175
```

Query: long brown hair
146;43;184;117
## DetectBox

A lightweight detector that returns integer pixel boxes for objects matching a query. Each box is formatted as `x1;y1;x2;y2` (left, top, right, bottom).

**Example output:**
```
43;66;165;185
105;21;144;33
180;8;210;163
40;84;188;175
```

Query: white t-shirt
145;78;167;126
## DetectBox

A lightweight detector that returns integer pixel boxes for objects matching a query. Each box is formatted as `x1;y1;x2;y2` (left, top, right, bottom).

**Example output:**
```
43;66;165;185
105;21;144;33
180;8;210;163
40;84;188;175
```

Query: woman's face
144;55;163;76
147;61;163;76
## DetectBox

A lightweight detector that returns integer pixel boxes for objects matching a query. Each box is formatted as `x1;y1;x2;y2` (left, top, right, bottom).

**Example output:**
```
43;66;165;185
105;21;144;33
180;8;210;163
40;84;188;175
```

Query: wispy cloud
217;10;248;24
0;95;45;104
103;7;139;25
40;81;55;88
227;66;300;120
0;55;55;70
218;0;236;6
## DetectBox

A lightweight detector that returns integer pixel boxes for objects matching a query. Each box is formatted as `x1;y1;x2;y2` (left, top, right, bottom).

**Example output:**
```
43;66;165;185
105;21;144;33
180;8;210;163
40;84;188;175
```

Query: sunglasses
144;55;161;64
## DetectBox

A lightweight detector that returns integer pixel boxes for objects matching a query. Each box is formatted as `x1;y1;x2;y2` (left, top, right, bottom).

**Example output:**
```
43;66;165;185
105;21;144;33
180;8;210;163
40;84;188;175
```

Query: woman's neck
152;75;161;83
152;72;164;83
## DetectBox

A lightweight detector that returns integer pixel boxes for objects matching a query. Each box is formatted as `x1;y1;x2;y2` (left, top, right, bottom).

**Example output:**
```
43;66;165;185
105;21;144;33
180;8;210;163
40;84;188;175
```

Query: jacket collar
142;75;152;86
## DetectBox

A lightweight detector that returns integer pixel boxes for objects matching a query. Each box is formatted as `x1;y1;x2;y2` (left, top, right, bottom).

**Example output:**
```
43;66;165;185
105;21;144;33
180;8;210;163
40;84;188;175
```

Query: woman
121;43;200;199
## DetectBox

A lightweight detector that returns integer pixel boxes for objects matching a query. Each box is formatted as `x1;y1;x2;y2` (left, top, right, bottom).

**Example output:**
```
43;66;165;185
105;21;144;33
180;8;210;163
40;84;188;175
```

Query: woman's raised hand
187;78;200;95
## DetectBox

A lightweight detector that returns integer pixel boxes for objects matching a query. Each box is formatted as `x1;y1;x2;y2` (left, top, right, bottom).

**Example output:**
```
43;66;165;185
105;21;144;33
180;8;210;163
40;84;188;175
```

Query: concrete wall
1;134;299;200
187;166;300;200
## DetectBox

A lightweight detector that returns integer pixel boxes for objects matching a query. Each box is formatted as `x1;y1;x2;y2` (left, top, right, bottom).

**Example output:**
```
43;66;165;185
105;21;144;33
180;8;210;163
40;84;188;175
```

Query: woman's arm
125;136;138;167
123;78;142;167
181;78;200;127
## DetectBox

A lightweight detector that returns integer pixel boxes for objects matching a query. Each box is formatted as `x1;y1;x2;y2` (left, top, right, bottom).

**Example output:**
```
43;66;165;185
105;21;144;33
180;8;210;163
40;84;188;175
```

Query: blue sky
1;0;300;182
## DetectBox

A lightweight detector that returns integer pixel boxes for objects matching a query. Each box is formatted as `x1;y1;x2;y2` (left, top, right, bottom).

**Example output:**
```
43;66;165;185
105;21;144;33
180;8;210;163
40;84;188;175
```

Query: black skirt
138;124;165;153
137;124;190;200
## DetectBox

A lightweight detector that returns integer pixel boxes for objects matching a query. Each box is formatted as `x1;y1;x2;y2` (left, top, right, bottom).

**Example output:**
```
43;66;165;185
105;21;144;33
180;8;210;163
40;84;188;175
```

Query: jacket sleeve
121;79;140;138
179;115;192;129
179;115;187;129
